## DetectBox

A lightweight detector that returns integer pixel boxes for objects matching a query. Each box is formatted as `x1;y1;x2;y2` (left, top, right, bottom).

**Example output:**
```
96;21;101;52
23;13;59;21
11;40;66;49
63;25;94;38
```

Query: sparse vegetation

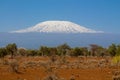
9;59;19;73
112;56;120;65
1;43;120;58
0;43;120;80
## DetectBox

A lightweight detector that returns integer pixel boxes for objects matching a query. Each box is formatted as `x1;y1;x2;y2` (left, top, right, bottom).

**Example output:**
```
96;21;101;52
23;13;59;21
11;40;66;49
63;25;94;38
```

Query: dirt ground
0;56;119;80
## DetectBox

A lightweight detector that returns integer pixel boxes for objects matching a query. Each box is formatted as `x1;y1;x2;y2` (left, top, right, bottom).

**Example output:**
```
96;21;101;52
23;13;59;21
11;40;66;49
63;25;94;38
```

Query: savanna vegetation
0;43;120;80
0;43;120;57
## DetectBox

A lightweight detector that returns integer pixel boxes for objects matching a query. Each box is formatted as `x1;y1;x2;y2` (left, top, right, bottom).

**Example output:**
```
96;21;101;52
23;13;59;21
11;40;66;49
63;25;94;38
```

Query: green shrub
112;56;120;64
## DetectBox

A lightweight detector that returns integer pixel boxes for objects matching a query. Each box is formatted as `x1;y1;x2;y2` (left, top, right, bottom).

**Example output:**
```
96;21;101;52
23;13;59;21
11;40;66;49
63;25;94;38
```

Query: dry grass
0;56;119;80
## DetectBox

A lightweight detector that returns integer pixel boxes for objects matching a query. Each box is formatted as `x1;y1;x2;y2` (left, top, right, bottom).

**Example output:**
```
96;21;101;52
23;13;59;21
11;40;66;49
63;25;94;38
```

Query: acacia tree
49;47;57;56
57;43;71;56
80;47;89;56
18;48;27;56
108;44;117;56
26;49;38;56
72;47;83;56
6;43;17;58
116;45;120;56
0;48;7;58
39;46;50;56
89;44;106;57
90;44;99;56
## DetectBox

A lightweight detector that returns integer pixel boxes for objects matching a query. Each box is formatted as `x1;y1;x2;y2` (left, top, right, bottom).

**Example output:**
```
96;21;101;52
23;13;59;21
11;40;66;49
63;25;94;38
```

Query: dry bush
69;74;75;80
59;56;67;64
43;74;58;80
41;58;65;80
112;71;120;80
8;59;19;73
42;74;65;80
0;58;9;65
50;55;57;63
26;61;37;67
40;61;54;74
113;75;120;80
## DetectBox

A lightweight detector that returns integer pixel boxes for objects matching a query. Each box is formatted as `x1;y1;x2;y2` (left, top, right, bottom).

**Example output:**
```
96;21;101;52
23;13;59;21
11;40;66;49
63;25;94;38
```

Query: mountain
11;21;103;33
1;21;119;49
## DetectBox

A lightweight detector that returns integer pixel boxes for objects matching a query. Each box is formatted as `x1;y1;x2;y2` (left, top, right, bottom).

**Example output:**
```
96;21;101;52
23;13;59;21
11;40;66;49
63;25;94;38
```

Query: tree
39;46;50;56
72;47;83;56
26;49;38;56
108;44;117;56
116;45;120;56
49;47;57;56
90;44;105;56
80;47;89;56
6;43;17;58
18;48;27;56
0;48;7;58
90;44;99;56
57;43;71;56
49;47;57;63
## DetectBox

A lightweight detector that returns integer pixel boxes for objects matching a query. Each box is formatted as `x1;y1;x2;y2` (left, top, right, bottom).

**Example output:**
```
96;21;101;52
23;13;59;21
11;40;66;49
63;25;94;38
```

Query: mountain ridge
11;21;103;33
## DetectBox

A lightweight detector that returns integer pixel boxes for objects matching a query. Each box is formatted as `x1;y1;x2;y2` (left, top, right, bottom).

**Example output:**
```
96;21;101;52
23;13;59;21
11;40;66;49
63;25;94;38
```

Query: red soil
0;56;119;80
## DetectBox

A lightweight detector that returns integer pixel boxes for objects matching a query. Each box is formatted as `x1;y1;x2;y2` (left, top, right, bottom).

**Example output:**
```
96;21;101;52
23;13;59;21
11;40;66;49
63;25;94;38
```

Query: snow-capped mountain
11;21;103;33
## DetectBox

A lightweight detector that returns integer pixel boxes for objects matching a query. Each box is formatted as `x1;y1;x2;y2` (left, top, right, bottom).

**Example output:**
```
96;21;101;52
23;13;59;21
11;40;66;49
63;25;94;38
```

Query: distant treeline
0;43;120;58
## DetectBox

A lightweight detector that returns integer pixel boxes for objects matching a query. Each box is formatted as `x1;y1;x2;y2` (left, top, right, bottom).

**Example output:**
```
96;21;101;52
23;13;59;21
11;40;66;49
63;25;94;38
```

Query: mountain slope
11;21;103;33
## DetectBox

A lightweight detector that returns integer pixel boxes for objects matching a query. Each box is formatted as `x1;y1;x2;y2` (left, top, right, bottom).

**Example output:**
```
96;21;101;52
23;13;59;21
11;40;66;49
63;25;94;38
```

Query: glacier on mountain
11;21;103;33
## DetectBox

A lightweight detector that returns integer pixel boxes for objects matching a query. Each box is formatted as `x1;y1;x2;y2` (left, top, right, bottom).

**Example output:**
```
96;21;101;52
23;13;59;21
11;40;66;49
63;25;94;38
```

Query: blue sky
0;0;120;33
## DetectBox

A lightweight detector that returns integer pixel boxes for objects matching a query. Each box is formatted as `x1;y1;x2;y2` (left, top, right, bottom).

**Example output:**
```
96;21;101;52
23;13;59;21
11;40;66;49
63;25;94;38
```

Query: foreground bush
9;59;19;73
112;56;120;65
